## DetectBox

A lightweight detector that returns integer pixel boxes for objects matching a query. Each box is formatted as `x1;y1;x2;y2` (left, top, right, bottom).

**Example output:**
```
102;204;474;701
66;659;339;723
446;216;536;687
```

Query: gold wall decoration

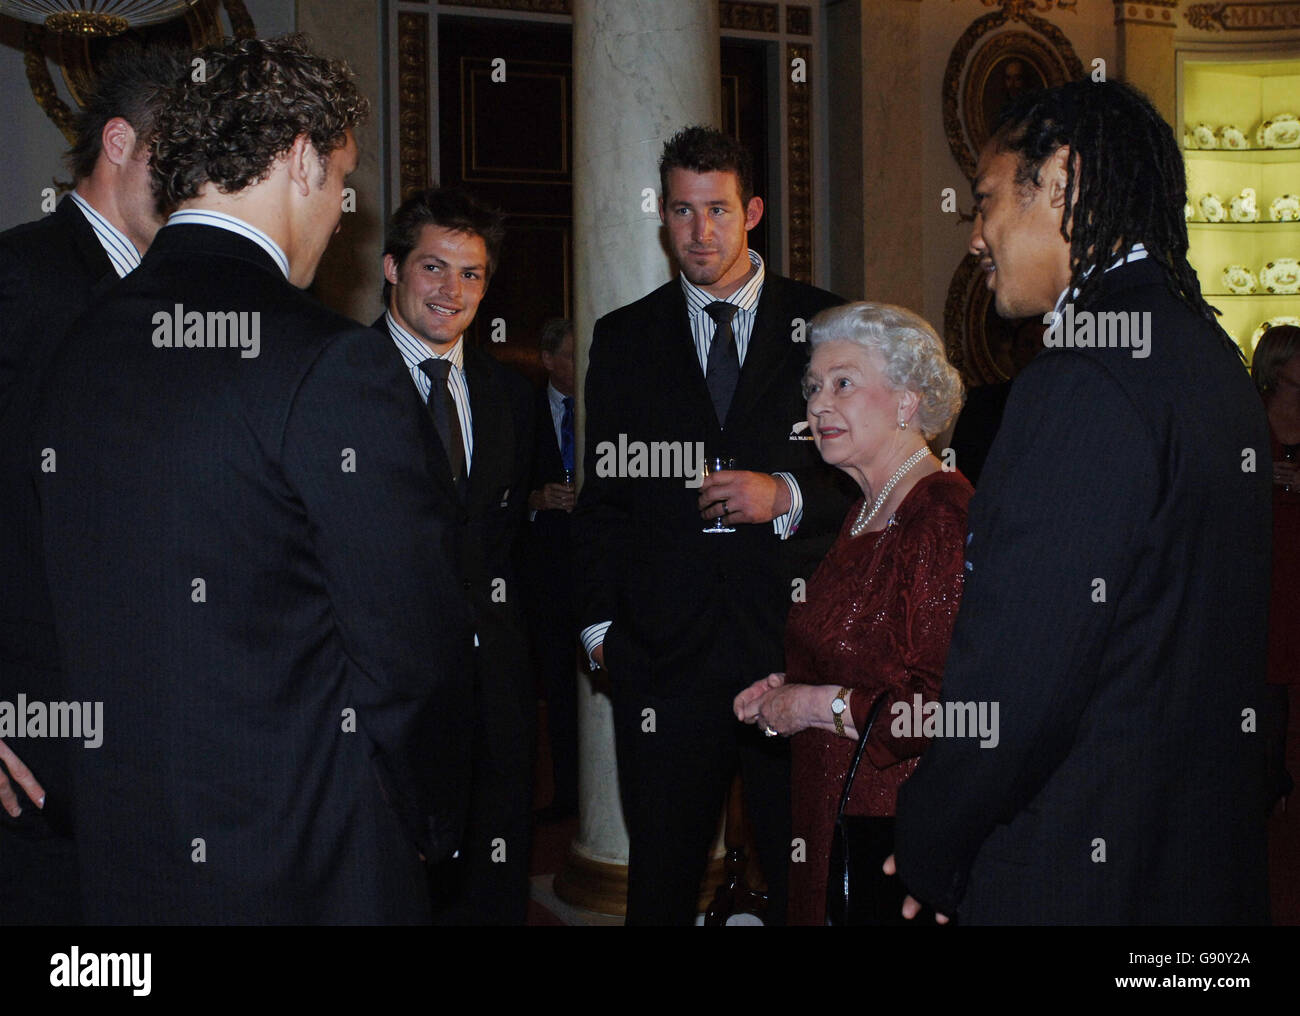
1185;2;1300;30
786;5;811;36
23;0;255;144
1113;0;1178;27
943;253;1046;387
787;41;812;283
397;10;431;202
975;0;1078;15
942;9;1084;179
720;1;780;33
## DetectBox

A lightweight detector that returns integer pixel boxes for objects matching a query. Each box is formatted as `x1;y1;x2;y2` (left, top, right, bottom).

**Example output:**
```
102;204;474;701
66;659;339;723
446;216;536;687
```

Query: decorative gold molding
442;0;572;12
786;4;812;36
1185;2;1300;30
787;41;812;284
397;11;431;201
943;252;1045;387
975;0;1078;14
1114;0;1178;26
942;10;1084;179
720;1;780;33
23;0;255;145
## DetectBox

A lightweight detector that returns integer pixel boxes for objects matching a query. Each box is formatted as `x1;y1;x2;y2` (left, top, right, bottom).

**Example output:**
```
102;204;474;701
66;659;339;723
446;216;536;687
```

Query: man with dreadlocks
892;79;1273;924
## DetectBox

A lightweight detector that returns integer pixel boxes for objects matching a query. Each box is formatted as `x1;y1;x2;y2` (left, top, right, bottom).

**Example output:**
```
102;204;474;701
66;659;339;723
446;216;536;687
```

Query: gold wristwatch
831;687;850;737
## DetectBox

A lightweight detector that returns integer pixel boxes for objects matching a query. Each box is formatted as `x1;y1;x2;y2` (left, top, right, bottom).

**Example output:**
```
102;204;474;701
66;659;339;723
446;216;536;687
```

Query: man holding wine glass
575;125;855;924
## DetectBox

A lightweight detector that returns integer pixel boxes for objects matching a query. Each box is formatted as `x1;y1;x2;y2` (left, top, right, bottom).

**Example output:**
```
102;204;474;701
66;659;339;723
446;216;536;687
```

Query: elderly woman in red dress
734;301;971;926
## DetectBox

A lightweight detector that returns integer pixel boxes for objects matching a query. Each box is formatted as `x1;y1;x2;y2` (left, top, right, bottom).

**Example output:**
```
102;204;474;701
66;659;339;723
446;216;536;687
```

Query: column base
553;841;726;919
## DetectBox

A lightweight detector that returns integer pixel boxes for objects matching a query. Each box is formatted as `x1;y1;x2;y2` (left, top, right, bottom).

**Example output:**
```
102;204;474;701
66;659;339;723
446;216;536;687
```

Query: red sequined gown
785;469;973;926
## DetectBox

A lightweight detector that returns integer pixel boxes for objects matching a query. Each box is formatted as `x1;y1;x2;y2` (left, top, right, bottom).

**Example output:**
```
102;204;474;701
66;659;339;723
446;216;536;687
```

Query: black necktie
704;301;740;425
419;357;466;482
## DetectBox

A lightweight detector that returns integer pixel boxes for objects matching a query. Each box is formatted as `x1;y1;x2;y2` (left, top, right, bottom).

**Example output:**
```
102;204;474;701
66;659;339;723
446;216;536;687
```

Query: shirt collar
68;190;141;278
164;209;290;281
547;381;571;411
385;309;465;374
680;248;765;315
1050;242;1149;321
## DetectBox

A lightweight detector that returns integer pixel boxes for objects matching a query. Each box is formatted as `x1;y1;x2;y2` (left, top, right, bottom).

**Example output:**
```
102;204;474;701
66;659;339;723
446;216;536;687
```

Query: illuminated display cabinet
1180;53;1300;364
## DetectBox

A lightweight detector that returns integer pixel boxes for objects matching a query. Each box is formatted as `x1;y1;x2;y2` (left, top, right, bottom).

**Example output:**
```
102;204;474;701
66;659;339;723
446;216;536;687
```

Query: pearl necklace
850;447;930;537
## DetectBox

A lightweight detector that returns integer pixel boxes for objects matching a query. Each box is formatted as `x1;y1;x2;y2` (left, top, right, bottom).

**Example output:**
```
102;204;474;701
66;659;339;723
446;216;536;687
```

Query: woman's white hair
808;301;964;439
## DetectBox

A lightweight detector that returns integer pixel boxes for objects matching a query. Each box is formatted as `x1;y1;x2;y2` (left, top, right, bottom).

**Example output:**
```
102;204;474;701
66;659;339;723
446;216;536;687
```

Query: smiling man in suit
35;35;474;924
378;187;536;924
575;125;855;924
0;42;187;925
893;80;1272;924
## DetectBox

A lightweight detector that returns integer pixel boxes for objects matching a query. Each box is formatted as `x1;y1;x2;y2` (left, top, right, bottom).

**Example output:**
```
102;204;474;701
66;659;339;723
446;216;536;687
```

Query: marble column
554;0;720;915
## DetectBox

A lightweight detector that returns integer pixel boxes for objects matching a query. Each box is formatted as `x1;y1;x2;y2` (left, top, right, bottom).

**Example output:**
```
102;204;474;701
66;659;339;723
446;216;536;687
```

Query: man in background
521;317;579;823
0;41;187;925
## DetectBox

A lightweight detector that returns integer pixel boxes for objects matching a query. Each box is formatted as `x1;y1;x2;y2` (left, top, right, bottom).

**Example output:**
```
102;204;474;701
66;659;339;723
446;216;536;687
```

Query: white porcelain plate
1222;264;1258;295
1261;115;1300;149
1260;258;1300;294
1270;194;1300;222
1253;317;1300;352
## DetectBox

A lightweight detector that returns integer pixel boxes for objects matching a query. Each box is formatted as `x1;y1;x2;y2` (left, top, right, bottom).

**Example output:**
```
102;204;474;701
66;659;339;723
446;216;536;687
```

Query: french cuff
581;621;612;670
771;472;803;540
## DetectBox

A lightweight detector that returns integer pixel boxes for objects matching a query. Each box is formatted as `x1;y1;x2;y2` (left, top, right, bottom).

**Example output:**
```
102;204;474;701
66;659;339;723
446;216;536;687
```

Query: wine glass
701;456;737;534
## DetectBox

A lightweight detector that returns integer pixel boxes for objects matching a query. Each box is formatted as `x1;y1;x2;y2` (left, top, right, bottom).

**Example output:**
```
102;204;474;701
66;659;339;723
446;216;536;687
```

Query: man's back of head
64;41;188;254
151;34;369;288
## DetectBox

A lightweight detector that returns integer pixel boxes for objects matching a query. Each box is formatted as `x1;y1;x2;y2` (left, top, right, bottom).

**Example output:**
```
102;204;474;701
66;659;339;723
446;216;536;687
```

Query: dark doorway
436;17;774;383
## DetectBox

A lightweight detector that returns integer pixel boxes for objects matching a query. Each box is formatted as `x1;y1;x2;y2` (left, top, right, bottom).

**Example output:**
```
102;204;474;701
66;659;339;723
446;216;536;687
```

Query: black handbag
826;691;934;926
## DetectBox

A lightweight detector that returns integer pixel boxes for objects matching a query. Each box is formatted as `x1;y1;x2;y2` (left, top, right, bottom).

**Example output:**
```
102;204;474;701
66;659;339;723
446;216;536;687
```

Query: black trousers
611;680;791;925
432;650;535;926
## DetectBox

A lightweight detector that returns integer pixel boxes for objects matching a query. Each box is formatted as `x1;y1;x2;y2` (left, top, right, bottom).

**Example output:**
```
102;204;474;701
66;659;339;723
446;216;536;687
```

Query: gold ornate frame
943;252;1046;387
23;0;256;144
942;9;1084;180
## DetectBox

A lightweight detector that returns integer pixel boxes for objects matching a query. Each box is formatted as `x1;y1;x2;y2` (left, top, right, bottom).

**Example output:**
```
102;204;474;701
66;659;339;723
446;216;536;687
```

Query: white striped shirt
681;248;765;371
166;209;290;280
69;191;140;278
385;310;474;475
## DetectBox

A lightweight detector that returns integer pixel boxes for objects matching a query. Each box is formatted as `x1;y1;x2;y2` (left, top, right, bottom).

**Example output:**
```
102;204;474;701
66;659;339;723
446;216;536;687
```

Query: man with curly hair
0;40;188;926
34;35;474;923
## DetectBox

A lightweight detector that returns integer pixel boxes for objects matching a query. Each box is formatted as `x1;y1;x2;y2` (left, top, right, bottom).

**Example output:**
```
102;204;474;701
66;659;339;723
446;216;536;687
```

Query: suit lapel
464;344;513;511
727;276;793;428
371;316;464;505
655;285;719;435
59;196;117;291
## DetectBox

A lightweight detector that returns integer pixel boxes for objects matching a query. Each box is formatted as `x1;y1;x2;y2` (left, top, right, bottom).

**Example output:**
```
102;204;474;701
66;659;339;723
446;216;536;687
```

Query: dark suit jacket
895;258;1273;924
34;224;476;924
518;386;573;617
575;273;855;694
0;195;116;838
370;318;536;770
